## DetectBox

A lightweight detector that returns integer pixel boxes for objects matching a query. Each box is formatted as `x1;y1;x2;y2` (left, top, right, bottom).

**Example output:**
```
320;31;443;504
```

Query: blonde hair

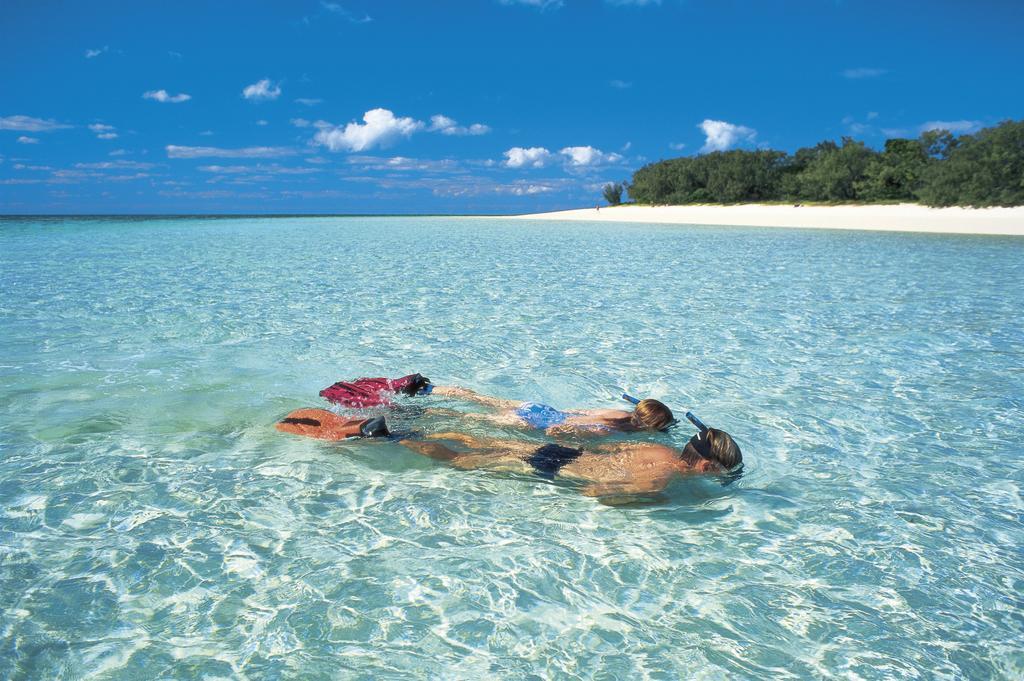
633;399;674;431
706;429;743;469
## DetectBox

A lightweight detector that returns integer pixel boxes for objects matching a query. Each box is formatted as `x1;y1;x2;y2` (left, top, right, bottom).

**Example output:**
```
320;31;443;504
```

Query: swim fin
358;416;390;438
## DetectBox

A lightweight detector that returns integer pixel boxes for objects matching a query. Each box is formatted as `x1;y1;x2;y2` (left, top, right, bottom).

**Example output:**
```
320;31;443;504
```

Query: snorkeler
275;407;741;497
430;385;675;436
398;425;741;496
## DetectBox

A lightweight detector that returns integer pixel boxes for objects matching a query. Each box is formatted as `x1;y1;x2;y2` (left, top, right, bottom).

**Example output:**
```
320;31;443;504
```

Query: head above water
630;399;675;431
684;428;742;471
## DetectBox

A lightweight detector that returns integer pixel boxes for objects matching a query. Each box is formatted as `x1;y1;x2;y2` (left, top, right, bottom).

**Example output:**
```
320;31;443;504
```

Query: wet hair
685;428;742;470
633;399;675;431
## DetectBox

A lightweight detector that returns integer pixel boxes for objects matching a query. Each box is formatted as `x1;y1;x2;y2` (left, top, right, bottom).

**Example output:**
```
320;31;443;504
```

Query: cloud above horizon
499;0;564;10
143;89;191;103
242;79;282;101
88;123;118;140
429;115;491;136
85;46;109;58
166;145;297;158
560;145;624;166
699;119;757;152
321;1;372;23
920;119;983;134
17;136;39;144
504;147;554;168
842;67;888;79
0;115;73;132
314;108;424;152
503;145;624;168
500;0;659;8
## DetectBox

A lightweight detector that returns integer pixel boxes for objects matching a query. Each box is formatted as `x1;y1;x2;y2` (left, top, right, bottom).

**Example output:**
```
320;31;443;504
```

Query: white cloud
500;0;563;9
143;89;192;103
242;79;282;101
313;108;424;152
197;164;319;175
85;46;109;58
559;145;624;166
75;161;155;170
0;115;72;132
504;147;554;168
88;123;118;140
609;79;632;89
606;0;661;6
166;145;297;158
669;142;686;150
17;136;39;144
504;183;556;195
256;119;269;126
295;98;323;106
698;119;756;152
842;67;888;79
109;149;128;156
429;115;491;136
345;155;460;172
321;1;372;23
199;130;214;136
920;120;982;134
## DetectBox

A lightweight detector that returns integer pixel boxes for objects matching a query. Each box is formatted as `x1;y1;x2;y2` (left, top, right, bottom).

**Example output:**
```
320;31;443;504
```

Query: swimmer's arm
579;478;672;506
431;385;519;410
545;423;612;438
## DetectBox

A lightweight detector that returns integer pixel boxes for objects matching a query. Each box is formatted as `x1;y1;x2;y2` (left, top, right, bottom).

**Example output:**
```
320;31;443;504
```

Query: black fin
359;416;390;438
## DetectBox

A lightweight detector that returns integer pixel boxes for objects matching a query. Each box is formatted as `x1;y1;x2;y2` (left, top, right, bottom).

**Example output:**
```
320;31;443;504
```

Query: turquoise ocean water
1;216;1022;679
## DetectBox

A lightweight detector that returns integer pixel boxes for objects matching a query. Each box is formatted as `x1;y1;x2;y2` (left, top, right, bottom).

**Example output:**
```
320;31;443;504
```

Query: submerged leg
398;439;462;462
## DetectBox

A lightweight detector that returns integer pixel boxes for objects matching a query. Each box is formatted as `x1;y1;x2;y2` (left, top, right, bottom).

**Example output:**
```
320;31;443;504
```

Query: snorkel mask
685;412;714;460
685;409;744;483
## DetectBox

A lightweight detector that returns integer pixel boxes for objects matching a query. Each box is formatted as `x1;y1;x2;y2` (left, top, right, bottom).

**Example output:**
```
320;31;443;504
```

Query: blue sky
1;0;1021;214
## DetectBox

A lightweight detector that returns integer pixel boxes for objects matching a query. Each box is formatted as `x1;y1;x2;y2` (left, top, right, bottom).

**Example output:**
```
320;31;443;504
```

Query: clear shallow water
1;216;1022;680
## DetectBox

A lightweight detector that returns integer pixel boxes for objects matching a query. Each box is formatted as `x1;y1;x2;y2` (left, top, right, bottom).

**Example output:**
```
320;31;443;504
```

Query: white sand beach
508;204;1024;236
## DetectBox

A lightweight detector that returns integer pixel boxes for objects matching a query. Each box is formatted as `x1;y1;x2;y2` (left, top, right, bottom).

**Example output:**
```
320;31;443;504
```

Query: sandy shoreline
502;204;1024;236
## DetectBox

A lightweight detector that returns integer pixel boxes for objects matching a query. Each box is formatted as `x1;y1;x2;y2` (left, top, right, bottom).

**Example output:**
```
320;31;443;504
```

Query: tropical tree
855;138;928;201
602;182;625;205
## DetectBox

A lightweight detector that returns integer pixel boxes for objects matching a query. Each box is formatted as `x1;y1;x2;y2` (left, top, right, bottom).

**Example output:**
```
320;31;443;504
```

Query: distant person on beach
430;385;676;436
275;409;742;497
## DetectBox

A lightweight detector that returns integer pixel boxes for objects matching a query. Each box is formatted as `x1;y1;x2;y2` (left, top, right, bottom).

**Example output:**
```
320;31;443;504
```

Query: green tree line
627;119;1024;207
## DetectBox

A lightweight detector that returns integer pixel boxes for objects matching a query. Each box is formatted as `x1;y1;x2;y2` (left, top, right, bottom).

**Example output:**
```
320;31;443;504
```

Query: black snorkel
685;411;708;434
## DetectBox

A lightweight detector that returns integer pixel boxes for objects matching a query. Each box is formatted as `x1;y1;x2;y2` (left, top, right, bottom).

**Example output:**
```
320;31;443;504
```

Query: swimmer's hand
581;482;669;507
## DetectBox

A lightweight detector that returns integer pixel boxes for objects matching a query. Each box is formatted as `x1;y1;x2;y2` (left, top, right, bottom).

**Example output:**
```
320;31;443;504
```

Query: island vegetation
623;119;1023;207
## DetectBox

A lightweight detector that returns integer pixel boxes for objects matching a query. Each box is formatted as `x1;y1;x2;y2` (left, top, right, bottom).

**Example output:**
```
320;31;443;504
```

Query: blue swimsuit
514;402;568;429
